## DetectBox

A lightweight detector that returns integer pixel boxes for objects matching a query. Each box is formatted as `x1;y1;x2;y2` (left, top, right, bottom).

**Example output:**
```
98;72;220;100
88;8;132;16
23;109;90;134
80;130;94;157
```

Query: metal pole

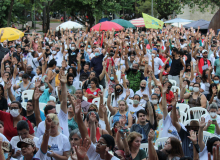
151;0;153;16
34;0;35;30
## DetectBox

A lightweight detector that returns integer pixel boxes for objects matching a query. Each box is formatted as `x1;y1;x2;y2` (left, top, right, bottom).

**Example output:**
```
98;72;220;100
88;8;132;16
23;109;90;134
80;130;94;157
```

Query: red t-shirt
86;88;101;103
166;90;174;104
106;58;115;72
0;111;34;140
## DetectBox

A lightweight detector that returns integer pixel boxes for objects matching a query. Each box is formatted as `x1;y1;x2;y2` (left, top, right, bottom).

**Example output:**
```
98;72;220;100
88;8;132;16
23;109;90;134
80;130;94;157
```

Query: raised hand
162;83;168;94
126;89;130;97
59;70;67;84
148;129;155;141
74;138;90;159
101;104;107;114
98;91;103;98
170;97;177;107
89;112;96;122
34;87;42;100
74;100;81;115
187;130;197;144
5;80;12;90
35;78;41;88
45;115;52;130
199;117;206;129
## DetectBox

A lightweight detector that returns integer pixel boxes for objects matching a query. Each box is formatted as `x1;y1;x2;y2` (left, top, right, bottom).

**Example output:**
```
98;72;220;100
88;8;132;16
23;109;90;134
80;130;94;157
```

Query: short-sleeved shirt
90;54;104;77
0;111;34;140
178;127;194;158
86;88;101;103
39;89;51;103
19;82;34;92
66;84;76;95
68;117;78;132
166;90;174;104
133;149;147;160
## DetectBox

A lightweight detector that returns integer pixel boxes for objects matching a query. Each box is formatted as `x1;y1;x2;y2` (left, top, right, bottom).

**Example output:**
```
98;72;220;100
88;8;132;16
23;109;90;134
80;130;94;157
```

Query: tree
136;0;158;17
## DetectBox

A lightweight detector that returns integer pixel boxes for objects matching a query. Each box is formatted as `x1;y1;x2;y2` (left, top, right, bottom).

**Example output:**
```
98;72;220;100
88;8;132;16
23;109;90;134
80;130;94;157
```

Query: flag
142;13;164;29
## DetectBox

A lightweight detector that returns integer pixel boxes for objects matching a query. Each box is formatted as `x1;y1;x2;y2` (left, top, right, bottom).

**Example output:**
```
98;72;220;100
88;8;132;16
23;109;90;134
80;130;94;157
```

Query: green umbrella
111;19;136;29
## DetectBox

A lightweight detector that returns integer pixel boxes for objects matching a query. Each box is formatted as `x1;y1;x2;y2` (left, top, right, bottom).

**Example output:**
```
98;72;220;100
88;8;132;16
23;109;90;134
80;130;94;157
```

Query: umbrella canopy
183;19;210;29
0;27;24;42
90;21;123;31
112;19;136;29
164;18;194;24
130;18;145;27
56;21;84;31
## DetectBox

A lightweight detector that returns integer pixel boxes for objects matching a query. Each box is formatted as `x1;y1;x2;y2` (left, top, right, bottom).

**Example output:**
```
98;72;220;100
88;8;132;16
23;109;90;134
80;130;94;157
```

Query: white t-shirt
160;114;186;140
19;149;47;160
87;142;119;160
135;87;149;107
129;88;134;98
0;133;9;142
49;51;68;67
72;72;80;90
89;53;95;59
36;109;69;138
23;52;33;66
32;57;40;72
153;57;164;75
10;136;39;160
37;133;70;160
112;87;128;108
32;74;42;83
128;104;144;119
199;146;212;160
204;114;220;135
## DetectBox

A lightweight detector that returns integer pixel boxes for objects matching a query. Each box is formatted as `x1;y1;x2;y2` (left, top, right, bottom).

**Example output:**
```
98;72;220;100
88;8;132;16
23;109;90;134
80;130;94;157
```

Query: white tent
171;22;192;27
56;21;84;31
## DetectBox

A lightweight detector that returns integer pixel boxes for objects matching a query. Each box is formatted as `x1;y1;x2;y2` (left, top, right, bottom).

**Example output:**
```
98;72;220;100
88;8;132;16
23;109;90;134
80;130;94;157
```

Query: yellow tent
0;27;24;42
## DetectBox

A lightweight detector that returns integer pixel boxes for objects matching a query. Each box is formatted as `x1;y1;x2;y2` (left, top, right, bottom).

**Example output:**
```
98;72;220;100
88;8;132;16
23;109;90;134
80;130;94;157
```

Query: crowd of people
0;24;220;160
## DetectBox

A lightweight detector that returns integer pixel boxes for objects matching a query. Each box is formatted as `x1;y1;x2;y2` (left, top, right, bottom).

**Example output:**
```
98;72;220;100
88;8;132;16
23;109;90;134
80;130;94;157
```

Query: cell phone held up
119;127;129;134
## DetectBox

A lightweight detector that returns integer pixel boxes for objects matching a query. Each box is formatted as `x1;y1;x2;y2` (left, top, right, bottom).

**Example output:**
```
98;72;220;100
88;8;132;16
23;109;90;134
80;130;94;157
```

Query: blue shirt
39;89;51;103
90;54;104;77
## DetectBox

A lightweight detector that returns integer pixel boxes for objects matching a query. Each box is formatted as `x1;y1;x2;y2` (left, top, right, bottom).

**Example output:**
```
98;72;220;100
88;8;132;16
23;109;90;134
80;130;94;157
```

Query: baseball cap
94;41;98;45
80;45;84;48
202;49;208;54
2;141;11;152
17;138;36;148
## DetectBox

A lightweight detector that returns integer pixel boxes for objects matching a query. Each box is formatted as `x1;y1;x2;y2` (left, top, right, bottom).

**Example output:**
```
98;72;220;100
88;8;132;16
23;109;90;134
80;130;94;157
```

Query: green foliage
136;0;158;17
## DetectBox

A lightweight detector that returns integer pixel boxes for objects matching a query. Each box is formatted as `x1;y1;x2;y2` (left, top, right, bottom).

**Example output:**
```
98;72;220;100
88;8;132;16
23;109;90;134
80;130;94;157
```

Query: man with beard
66;73;76;95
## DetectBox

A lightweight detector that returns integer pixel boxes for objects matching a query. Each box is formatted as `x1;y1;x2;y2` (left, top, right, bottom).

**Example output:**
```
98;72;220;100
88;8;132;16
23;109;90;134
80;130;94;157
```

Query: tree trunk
64;11;66;22
46;4;50;32
7;0;14;27
43;2;46;33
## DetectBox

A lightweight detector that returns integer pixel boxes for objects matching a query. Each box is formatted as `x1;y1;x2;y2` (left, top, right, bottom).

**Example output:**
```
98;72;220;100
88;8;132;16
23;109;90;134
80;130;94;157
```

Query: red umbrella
90;21;124;31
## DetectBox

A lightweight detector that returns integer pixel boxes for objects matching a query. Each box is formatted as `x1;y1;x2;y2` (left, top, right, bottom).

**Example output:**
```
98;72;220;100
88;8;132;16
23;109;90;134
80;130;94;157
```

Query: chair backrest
169;80;177;86
203;131;212;144
109;116;114;128
187;107;208;120
21;90;34;102
55;87;59;96
171;86;180;96
21;102;27;110
158;119;163;138
83;96;88;102
56;104;61;113
140;143;148;156
176;103;190;113
155;137;168;149
99;85;103;92
92;98;100;109
180;111;187;124
39;103;47;112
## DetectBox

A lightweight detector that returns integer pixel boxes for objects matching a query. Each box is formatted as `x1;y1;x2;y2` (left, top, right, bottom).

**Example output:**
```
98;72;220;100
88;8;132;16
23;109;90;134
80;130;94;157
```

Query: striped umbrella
130;18;145;27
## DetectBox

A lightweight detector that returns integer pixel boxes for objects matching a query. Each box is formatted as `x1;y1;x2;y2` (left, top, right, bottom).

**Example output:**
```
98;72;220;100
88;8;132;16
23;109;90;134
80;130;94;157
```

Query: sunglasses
88;109;97;112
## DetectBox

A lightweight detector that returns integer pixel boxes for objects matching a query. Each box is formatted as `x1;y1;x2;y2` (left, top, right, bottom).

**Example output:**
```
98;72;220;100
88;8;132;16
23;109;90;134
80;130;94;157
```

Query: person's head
95;135;115;154
17;120;30;139
127;132;142;150
209;102;218;118
26;66;33;74
9;101;22;118
84;63;90;71
75;89;83;100
3;72;10;80
154;86;161;98
145;102;158;128
36;66;42;75
69;129;82;147
17;138;37;157
195;75;202;84
172;47;178;56
193;82;200;93
112;121;120;137
67;67;77;77
132;63;139;73
163;137;184;157
183;80;190;89
0;121;4;134
86;111;99;128
114;150;126;160
22;73;29;83
88;104;98;112
47;113;60;136
115;84;123;96
67;73;74;86
209;83;217;95
94;48;100;57
164;81;172;92
213;75;220;84
137;110;147;124
3;40;7;47
118;100;128;112
48;59;57;69
151;93;159;105
164;64;170;73
89;71;96;79
44;105;56;116
133;94;141;105
185;64;191;72
202;49;208;59
140;80;147;90
207;137;220;155
17;47;22;53
90;77;98;89
26;100;33;113
0;84;4;97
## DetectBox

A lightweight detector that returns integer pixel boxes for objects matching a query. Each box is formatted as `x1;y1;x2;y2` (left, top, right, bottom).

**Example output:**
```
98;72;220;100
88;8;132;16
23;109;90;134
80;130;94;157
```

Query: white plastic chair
99;85;103;92
180;111;187;124
140;143;148;154
39;103;47;112
187;107;208;120
116;70;121;82
109;116;114;128
83;96;88;102
79;81;83;88
171;86;180;97
176;103;190;113
56;87;59;96
155;137;168;149
92;97;108;110
158;119;163;138
203;131;212;144
21;90;34;102
56;104;61;113
184;119;199;126
21;102;27;110
169;80;177;86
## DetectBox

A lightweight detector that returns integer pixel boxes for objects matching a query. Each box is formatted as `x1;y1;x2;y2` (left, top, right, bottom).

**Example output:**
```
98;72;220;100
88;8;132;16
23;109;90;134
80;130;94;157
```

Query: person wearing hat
75;101;120;160
0;137;16;160
198;117;220;160
172;97;199;159
17;115;52;160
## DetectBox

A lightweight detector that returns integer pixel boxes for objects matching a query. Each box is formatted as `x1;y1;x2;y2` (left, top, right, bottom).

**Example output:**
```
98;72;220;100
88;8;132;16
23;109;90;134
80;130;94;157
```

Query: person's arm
98;91;104;118
118;129;131;157
162;83;168;119
5;80;15;101
179;70;184;90
180;58;185;72
200;94;207;108
44;76;53;93
148;129;158;160
127;113;132;128
171;97;181;132
0;137;5;160
198;117;206;152
121;67;127;89
112;68;119;84
208;65;213;85
1;57;5;78
144;62;149;77
101;104;111;134
76;54;81;74
89;112;97;144
59;70;68;114
33;79;43;127
107;89;116;115
147;98;154;126
209;88;217;104
180;83;190;100
99;62;106;81
41;115;52;154
124;55;129;72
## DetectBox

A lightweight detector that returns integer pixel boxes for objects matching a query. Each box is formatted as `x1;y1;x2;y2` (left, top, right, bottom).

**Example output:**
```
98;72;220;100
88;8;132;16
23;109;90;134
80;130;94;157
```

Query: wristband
193;143;200;153
121;74;125;77
77;62;80;64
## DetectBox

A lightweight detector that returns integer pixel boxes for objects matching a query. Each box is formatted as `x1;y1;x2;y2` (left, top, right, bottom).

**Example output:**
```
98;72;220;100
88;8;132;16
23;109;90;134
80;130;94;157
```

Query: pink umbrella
130;18;145;27
90;21;124;31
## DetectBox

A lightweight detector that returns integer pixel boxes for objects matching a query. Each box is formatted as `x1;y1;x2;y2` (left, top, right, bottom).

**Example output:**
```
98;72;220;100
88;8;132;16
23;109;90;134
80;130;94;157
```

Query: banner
142;13;164;29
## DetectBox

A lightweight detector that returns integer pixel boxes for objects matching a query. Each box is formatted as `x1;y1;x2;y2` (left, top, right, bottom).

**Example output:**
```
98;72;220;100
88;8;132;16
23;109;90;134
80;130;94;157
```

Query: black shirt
22;109;36;126
0;97;8;111
170;57;183;76
68;48;79;65
80;70;90;81
13;52;21;62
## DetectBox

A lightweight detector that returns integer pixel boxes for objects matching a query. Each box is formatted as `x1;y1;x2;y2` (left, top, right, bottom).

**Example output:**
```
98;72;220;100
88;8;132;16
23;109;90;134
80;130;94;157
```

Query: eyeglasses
88;109;97;112
95;141;107;146
165;141;170;145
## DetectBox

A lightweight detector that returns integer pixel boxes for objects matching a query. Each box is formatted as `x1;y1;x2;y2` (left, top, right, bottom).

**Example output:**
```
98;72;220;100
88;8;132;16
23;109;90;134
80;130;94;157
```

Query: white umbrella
56;21;84;31
171;22;192;27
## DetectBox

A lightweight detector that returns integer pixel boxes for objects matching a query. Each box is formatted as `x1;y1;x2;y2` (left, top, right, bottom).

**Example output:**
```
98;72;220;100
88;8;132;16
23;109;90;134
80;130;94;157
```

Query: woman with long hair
85;77;101;103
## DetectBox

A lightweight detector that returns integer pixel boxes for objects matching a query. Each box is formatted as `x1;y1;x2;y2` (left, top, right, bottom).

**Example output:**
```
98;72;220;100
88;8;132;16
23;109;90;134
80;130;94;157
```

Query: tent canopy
130;18;145;27
164;18;193;23
183;19;210;29
56;21;84;31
